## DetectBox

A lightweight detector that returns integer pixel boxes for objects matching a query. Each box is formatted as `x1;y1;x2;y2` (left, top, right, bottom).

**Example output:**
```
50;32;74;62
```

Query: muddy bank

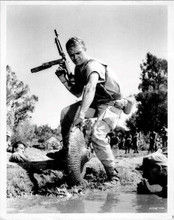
7;148;147;198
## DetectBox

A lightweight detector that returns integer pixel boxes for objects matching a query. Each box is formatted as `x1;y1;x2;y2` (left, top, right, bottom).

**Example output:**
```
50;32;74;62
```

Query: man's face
16;144;25;153
67;45;87;66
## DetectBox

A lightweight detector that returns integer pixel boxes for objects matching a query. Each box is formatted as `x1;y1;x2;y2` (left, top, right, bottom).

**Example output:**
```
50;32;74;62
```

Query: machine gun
31;30;72;78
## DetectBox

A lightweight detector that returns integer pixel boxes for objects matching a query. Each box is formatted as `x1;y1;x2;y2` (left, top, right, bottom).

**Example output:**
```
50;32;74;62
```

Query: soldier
149;131;157;153
137;149;167;198
56;37;134;185
9;141;29;163
133;131;139;153
125;132;132;154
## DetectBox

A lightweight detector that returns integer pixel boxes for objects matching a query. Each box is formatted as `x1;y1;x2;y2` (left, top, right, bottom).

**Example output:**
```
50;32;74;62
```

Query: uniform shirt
71;58;122;104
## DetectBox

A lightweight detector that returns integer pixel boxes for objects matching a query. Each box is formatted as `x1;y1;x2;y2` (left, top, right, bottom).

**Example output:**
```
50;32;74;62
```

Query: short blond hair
66;37;86;51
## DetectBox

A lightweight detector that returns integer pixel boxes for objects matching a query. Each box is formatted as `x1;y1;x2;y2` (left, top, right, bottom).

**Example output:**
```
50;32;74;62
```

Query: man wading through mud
55;37;132;185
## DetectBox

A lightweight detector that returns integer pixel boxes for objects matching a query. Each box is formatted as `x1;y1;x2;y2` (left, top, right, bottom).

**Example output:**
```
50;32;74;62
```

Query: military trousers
60;100;122;171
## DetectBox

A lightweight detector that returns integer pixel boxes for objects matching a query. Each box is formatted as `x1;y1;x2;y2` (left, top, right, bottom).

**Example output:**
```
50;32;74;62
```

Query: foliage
125;113;137;133
34;124;62;142
138;52;167;92
6;65;38;133
13;120;36;146
126;53;167;133
7;164;34;198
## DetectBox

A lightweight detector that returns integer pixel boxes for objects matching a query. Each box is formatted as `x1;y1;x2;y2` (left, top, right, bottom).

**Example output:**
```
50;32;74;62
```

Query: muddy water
7;189;167;213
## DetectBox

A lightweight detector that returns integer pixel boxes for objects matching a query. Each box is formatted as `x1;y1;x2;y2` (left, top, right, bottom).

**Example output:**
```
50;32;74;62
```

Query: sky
5;2;168;129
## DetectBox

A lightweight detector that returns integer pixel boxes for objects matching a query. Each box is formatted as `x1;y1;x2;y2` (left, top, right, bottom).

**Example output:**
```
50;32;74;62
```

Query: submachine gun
31;30;73;83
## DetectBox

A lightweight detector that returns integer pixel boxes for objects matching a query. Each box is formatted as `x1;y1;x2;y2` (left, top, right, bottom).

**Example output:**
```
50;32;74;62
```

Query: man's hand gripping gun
31;30;74;86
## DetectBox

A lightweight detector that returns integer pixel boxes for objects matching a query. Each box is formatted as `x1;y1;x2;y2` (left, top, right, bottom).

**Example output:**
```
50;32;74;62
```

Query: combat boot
46;138;68;160
46;147;67;160
104;167;120;187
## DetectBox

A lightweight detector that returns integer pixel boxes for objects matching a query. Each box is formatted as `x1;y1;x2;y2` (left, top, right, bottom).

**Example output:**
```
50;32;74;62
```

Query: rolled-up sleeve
85;60;106;83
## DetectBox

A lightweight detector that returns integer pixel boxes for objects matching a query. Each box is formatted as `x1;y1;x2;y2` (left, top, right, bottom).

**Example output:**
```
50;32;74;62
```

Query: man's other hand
55;66;66;77
55;66;67;83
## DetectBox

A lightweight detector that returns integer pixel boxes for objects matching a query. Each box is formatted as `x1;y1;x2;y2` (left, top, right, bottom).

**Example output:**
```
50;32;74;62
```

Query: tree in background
126;52;167;134
32;124;62;150
6;65;38;140
14;119;36;146
34;124;62;142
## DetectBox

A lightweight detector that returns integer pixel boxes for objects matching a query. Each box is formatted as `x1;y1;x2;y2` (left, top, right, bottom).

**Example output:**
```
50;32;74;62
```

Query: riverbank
7;148;147;199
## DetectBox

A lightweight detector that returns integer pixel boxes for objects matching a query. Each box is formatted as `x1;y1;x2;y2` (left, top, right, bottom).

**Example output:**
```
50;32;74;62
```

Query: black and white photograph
0;1;174;220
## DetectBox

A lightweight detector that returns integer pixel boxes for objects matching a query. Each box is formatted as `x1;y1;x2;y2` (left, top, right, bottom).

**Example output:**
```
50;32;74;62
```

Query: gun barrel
31;59;63;73
54;29;58;36
31;65;51;73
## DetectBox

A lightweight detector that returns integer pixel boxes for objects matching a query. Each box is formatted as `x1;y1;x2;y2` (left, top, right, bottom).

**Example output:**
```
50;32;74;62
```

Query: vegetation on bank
7;148;146;198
